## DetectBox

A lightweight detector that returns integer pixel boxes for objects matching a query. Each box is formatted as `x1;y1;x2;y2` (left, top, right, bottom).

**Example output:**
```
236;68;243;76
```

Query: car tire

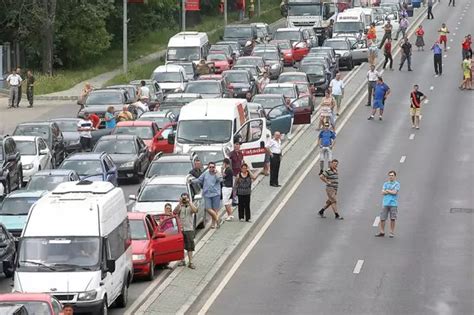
98;298;108;315
146;257;155;281
115;278;129;308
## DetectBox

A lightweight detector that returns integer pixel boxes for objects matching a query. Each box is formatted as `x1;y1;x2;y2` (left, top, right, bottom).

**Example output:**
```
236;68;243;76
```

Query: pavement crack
374;272;387;299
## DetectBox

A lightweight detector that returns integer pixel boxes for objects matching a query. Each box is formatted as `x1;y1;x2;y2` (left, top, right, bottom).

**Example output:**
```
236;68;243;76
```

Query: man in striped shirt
318;159;343;220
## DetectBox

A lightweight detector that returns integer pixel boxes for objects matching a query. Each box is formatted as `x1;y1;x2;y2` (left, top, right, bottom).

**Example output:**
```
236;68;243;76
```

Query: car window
145;217;155;236
5;139;13;155
103;157;110;172
160;217;179;235
38;138;48;150
51;299;62;314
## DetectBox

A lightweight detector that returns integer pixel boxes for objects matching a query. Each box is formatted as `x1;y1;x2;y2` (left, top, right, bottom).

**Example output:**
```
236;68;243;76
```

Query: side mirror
154;232;166;239
167;133;175;145
106;259;116;273
129;194;137;201
39;149;49;155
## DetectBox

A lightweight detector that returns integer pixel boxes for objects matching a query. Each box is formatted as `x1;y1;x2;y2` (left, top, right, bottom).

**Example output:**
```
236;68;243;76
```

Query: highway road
199;3;474;315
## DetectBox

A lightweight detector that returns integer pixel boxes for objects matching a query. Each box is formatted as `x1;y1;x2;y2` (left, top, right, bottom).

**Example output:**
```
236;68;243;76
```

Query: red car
206;53;232;73
0;293;63;314
153;122;177;154
128;212;184;280
113;121;160;158
271;40;295;66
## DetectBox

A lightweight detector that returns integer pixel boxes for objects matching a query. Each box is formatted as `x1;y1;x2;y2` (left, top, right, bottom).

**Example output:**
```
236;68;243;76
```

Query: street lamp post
224;0;227;25
182;0;186;31
258;0;261;17
123;0;128;73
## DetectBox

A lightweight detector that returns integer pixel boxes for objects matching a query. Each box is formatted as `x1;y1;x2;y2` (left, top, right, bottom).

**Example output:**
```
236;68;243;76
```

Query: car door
136;138;149;174
37;138;51;170
292;96;312;125
352;40;368;63
266;105;292;134
104;155;118;185
5;139;20;189
154;216;184;264
153;124;175;154
233;118;268;169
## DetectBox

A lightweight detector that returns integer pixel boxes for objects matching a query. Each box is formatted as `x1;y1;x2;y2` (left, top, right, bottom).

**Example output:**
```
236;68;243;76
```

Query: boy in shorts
376;171;400;238
410;84;427;129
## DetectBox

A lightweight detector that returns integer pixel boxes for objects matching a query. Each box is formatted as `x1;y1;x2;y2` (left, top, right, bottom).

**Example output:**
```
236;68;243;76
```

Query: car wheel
146;257;155;281
99;298;108;315
348;60;354;70
115;280;128;308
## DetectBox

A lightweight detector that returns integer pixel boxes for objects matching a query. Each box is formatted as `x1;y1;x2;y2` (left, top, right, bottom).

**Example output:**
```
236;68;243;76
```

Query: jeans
427;5;434;19
383;53;393;69
367;81;376;105
434;54;442;74
395;27;407;40
319;146;332;171
399;54;412;70
8;86;18;107
27;86;34;106
17;85;22;106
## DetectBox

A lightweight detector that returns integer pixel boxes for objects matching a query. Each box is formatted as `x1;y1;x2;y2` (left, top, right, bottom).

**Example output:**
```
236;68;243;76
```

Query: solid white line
372;216;380;227
353;260;365;274
400;156;406;163
409;133;415;140
430;86;434;90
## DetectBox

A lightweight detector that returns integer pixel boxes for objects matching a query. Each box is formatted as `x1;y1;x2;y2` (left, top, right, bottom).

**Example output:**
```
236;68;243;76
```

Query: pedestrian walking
368;40;378;66
394;16;409;41
318;89;336;129
318;122;336;175
461;34;472;60
368;76;391;121
399;37;413;71
438;23;450;51
415;25;425;51
77;112;95;152
26;70;35;108
193;162;223;229
221;158;235;221
409;84;427;129
383;38;394;70
378;19;393;49
367;22;377;42
229;140;244;204
431;40;443;76
15;68;23;107
366;64;380;106
459;55;472;90
375;171;400;238
104;106;116;129
448;0;454;6
6;69;22;108
267;131;282;187
427;0;434;19
237;0;245;20
189;158;203;178
173;193;198;269
248;0;255;18
329;72;344;116
235;163;256;222
318;159;343;220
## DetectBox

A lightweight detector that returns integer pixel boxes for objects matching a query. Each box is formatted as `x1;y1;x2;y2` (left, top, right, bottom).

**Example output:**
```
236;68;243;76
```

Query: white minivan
166;32;210;64
333;10;366;38
151;64;188;95
12;181;133;314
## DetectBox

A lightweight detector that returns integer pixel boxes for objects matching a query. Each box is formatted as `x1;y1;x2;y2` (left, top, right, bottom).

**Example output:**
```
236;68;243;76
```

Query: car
12;136;52;184
130;175;206;229
0;304;28;315
0;135;23;195
293;82;315;112
251;22;271;42
270;39;296;65
107;84;139;103
252;43;280;55
273;27;306;46
206;53;232;73
209;44;235;61
26;169;80;192
323;37;355;69
189;145;228;169
307;49;339;77
344;36;369;65
128;212;184;280
59;152;118;186
301;54;333;76
264;95;313;134
310;46;339;70
151;64;188;95
0;223;16;277
93;135;150;182
144;153;197;180
222;70;257;98
299;63;332;95
0;190;48;238
163;62;198;81
129;79;165;110
263;83;299;102
150;122;177;154
235;56;265;71
161;93;202;117
216;41;241;58
13;121;66;167
251;49;283;79
137;110;176;128
0;293;63;314
277;72;309;85
231;64;261;81
184;79;230;99
222;24;258;54
251;94;286;111
112;120;160;157
78;88;133;123
247;102;266;119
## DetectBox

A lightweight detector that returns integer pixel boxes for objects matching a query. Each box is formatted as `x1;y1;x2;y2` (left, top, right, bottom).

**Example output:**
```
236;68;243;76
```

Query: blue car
0;190;49;238
59;152;118;186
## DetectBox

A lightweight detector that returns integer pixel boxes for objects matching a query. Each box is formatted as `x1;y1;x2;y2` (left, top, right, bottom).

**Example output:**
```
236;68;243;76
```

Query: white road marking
400;156;406;163
453;32;456;36
430;86;434;90
373;216;380;227
409;133;415;140
450;39;453;42
444;54;447;58
424;99;429;104
455;27;459;30
447;46;451;50
353;260;365;274
458;22;461;25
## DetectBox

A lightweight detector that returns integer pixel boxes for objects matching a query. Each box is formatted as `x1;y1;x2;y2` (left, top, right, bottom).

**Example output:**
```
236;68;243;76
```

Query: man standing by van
193;162;223;229
174;193;198;269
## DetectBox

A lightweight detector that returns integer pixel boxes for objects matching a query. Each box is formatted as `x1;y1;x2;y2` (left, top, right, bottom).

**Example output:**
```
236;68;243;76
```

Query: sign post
123;0;128;73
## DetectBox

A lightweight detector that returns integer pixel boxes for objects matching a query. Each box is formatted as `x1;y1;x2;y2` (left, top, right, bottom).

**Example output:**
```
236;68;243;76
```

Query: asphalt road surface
201;4;474;315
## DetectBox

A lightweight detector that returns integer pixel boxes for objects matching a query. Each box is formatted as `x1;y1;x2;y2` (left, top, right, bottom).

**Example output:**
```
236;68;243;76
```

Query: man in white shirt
6;69;22;108
267;131;282;187
139;80;150;100
77;112;95;152
329;72;344;116
366;64;380;106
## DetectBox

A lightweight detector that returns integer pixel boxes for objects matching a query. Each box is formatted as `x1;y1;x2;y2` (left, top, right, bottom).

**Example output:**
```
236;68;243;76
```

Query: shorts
464;71;471;79
373;99;384;110
182;230;195;251
439;35;447;44
410;107;421;116
325;187;337;204
380;206;398;220
204;195;221;210
222;187;233;206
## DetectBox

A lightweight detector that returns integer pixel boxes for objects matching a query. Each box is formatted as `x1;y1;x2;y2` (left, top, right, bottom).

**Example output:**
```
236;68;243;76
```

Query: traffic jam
0;0;402;313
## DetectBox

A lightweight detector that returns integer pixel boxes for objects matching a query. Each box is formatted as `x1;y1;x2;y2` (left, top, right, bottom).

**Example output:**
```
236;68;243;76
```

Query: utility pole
182;0;186;31
123;0;128;73
257;0;260;17
224;0;228;25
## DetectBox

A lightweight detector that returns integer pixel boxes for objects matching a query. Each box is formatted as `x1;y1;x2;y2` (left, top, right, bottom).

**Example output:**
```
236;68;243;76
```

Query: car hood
334;49;350;55
213;61;229;67
230;83;251;89
20;155;38;165
0;215;27;231
79;174;105;181
83;105;112;113
132;240;150;254
15;271;100;293
109;154;137;165
133;201;178;214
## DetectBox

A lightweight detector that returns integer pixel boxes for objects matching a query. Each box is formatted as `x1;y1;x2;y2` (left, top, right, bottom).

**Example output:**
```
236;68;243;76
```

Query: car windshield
296;84;309;94
224;72;248;83
0;302;51;315
94;140;137;154
279;74;307;83
177;120;232;144
185;82;220;94
85;91;122;105
18;237;100;271
301;65;325;75
138;116;172;129
60;160;102;176
53;119;79;132
256;26;268;37
27;175;71;191
139;184;187;202
114;126;154;140
252;96;283;109
0;197;39;215
324;40;350;50
263;86;297;98
224;26;252;38
207;54;227;61
288;4;321;16
273;31;301;42
177;63;194;75
153;72;182;83
167;47;200;62
14;125;50;140
147;161;190;177
15;140;37;155
253;51;279;60
130;219;148;240
334;22;364;33
193;150;225;165
236;58;263;67
234;66;257;77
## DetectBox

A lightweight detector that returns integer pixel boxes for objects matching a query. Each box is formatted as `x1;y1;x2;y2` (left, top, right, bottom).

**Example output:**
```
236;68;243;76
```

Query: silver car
251;50;283;80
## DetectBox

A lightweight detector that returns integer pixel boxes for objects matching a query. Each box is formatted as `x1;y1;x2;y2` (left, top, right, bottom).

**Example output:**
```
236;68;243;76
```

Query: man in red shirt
89;112;101;129
382;39;393;70
229;140;244;205
462;34;472;60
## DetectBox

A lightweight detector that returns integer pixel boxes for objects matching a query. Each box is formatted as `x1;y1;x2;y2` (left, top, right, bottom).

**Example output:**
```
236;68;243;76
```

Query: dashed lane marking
447;46;451;50
453;32;456;36
353;260;365;274
450;39;453;42
425;99;429;104
400;156;406;163
444;55;447;58
409;134;415;140
373;216;380;227
430;86;434;90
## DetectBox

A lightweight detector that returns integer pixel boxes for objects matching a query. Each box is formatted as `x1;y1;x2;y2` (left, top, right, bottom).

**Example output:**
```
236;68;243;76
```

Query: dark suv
223;24;258;55
0;135;23;195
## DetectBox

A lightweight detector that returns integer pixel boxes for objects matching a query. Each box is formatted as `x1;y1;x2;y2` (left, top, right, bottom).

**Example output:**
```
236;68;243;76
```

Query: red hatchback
271;40;295;66
0;293;63;314
113;121;160;158
206;53;232;73
153;122;177;154
128;212;184;280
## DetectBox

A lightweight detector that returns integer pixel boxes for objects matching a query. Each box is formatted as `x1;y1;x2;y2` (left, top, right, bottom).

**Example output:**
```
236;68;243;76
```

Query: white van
151;64;188;95
333;10;366;38
166;32;210;64
13;181;133;314
346;7;384;30
173;99;269;169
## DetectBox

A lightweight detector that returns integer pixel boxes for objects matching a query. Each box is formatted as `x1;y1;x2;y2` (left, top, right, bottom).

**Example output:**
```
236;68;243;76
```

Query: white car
12;136;52;184
263;83;299;103
189;145;228;169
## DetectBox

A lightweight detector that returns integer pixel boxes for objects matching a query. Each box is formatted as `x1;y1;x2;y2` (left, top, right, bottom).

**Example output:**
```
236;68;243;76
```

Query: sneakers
188;263;196;269
335;213;344;220
239;218;245;222
375;232;385;237
318;209;326;218
379;116;383;121
389;232;395;238
225;215;234;221
368;116;374;120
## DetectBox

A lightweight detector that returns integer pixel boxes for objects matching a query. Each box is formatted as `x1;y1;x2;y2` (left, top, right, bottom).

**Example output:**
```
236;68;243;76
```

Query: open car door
292;95;312;125
233;118;268;170
266;105;292;135
154;216;184;265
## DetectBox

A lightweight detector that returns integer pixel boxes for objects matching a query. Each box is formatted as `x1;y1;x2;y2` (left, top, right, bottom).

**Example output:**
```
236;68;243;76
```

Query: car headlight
121;161;135;168
23;164;34;170
133;254;146;261
78;290;98;301
343;52;350;57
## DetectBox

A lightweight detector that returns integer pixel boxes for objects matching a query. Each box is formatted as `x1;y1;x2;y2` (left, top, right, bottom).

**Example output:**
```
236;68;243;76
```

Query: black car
0;135;23;195
222;24;258;55
78;88;133;125
222;70;257;98
299;63;332;95
93;134;150;182
13;121;66;167
0;223;16;277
